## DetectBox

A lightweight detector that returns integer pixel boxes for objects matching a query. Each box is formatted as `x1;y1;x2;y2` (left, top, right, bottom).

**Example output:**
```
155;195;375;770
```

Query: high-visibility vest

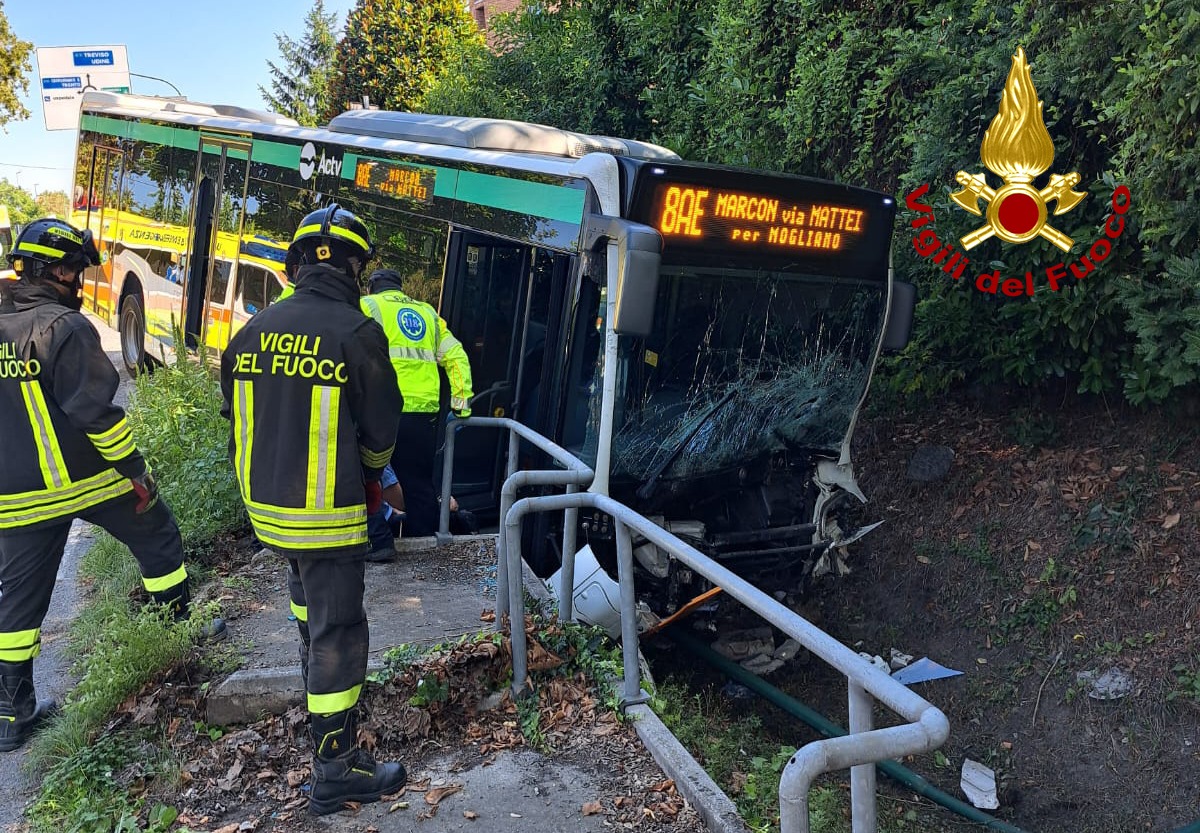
360;290;473;414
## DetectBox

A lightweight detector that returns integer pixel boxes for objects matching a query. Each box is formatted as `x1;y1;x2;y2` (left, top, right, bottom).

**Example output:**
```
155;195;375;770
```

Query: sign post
34;46;131;131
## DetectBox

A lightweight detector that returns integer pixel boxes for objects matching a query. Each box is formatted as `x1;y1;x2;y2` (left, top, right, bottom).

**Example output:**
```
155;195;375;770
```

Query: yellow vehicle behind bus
1;206;15;281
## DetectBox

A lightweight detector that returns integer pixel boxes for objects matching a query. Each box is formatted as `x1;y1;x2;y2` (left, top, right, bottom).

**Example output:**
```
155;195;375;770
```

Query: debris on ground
106;613;699;832
960;758;1000;810
890;657;964;685
720;681;756;700
906;444;955;482
712;627;774;662
1076;667;1136;700
858;652;891;674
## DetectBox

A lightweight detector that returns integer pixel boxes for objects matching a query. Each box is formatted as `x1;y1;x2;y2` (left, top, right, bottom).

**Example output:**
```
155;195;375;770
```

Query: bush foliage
127;346;247;548
425;0;1200;406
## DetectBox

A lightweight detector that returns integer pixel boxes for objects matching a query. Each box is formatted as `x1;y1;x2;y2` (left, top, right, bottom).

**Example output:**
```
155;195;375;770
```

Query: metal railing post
559;484;579;622
506;498;530;699
437;420;457;539
614;520;645;706
849;681;878;833
495;429;522;627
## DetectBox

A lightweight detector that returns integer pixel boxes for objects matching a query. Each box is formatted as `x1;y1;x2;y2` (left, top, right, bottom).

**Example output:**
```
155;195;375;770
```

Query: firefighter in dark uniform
219;205;405;815
0;218;213;752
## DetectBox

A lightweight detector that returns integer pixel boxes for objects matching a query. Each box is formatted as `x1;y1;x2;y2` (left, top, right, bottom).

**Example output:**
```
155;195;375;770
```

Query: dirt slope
796;394;1200;832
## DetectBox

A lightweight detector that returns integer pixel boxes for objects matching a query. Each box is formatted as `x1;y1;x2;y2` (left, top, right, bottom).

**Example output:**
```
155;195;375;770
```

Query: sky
0;0;356;197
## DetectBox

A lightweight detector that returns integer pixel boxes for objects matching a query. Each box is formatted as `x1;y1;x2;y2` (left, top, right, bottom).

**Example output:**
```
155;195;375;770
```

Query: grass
22;343;247;831
649;672;992;833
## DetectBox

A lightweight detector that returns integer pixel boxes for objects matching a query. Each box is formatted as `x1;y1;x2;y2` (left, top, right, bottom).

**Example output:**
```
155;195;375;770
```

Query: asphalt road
0;313;130;831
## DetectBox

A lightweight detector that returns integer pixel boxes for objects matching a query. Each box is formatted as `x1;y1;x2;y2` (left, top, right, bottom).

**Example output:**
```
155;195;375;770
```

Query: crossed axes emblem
951;171;1087;252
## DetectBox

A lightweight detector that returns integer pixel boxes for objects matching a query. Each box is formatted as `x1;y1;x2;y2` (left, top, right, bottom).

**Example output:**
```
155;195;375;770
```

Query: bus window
236;262;283;315
208;259;233;309
561;272;606;460
334;194;450;309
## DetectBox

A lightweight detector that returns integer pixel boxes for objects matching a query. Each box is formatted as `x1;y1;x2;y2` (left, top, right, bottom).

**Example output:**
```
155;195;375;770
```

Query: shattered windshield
609;267;885;483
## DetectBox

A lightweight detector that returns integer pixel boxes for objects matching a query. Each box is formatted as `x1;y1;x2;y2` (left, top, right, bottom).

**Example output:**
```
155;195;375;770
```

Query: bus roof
79;91;677;178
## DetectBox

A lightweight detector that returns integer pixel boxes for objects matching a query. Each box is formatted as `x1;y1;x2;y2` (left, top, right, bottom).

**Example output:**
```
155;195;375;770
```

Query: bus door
184;137;250;351
443;232;533;513
81;146;123;319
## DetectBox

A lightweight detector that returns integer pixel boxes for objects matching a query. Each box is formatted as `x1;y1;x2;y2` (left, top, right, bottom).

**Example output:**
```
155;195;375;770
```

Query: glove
130;470;159;514
364;480;383;515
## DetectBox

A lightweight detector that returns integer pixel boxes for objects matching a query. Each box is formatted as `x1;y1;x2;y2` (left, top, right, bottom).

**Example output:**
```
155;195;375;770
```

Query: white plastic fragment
857;652;891;674
889;648;914;670
961;758;1000;810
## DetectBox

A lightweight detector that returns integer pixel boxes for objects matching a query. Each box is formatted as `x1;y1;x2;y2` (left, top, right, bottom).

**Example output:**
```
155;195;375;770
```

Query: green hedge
426;0;1200;405
128;349;246;548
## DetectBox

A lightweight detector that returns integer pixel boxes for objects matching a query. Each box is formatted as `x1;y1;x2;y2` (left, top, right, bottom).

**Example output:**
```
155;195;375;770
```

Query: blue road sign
42;76;82;89
73;50;114;66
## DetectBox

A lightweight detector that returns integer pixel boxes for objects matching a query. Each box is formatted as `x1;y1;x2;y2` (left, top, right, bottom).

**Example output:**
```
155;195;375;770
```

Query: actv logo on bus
905;47;1131;297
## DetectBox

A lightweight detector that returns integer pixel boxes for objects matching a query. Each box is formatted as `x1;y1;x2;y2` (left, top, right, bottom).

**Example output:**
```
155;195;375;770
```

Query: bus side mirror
882;280;916;352
583;215;662;338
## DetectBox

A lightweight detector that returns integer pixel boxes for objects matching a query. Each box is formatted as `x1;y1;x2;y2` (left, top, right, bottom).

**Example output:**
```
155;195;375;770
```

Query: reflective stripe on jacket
360;290;473;413
0;281;141;530
220;264;401;557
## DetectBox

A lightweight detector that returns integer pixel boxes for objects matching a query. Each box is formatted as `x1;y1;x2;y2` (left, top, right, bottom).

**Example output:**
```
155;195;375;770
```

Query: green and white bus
70;90;913;607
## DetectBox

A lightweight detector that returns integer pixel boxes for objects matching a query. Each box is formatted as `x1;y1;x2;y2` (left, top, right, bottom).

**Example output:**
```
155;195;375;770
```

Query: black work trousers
0;493;187;664
391;412;439;537
286;554;368;716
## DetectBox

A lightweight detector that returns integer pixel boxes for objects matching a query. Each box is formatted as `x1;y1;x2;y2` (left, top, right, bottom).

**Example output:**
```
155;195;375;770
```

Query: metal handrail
438;415;593;622
500;491;948;833
437;416;948;833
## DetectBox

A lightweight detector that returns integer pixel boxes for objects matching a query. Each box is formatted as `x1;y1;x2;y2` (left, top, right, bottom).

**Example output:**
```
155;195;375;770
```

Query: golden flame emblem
950;47;1087;251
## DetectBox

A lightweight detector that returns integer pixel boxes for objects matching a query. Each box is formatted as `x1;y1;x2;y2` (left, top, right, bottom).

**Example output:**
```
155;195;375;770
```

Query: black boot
152;579;227;641
309;709;406;816
0;661;57;753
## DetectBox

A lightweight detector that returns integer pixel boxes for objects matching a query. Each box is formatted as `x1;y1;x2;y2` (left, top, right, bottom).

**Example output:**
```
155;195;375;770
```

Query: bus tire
119;293;148;378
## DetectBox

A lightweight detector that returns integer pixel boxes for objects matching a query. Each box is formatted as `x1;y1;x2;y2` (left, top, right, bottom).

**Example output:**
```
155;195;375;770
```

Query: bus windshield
608;267;886;485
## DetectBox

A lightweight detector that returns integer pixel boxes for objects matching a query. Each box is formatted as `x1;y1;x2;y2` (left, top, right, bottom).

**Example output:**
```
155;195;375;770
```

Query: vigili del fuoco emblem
950;47;1087;252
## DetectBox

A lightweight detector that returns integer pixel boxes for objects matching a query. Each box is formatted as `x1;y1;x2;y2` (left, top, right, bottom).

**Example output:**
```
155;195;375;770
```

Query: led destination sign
629;166;894;277
653;184;866;252
353;159;436;205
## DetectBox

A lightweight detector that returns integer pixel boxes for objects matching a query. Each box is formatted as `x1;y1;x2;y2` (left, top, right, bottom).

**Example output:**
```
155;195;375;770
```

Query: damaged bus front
585;162;912;613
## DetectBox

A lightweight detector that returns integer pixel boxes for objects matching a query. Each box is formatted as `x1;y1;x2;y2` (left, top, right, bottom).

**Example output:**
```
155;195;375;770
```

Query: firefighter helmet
7;218;101;278
285;204;374;278
366;268;405;295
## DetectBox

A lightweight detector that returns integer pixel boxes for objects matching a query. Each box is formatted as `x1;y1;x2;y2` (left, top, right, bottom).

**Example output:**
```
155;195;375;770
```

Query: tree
35;190;70;218
0;179;38;226
0;1;33;127
329;0;483;118
260;0;340;126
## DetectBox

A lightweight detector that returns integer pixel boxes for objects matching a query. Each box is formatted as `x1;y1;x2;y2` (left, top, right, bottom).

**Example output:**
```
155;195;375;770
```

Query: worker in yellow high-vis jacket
0;218;220;753
360;269;473;540
220;205;406;815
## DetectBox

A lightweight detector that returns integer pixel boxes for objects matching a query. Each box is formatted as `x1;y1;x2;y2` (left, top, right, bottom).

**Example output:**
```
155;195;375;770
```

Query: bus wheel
120;294;148;378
